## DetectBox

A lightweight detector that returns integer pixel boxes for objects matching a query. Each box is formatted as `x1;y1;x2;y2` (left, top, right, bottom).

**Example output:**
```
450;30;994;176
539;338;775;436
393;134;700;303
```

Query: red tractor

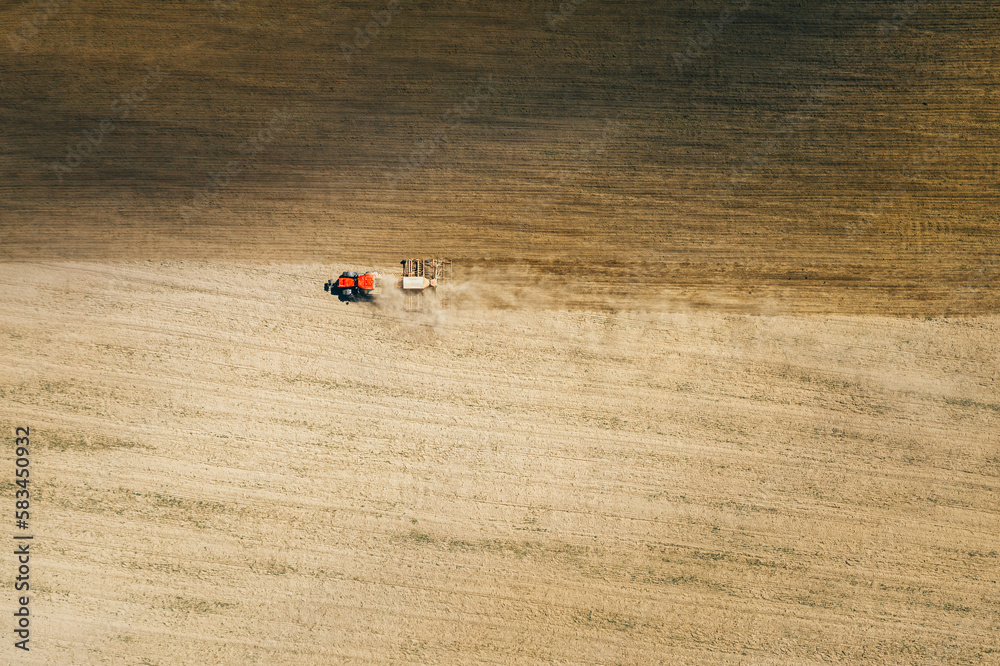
324;271;383;303
323;259;451;310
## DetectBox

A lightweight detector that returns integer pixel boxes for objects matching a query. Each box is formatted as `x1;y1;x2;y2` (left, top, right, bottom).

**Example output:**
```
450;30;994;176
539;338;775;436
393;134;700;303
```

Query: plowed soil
1;0;998;314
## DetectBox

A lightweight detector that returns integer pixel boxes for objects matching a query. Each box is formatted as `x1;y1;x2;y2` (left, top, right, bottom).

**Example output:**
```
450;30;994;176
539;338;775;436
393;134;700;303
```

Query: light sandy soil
1;262;996;663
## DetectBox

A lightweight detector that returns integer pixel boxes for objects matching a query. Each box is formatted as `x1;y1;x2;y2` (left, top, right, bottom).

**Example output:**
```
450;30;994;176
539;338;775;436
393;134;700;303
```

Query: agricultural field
1;0;997;313
0;263;997;663
0;0;997;663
